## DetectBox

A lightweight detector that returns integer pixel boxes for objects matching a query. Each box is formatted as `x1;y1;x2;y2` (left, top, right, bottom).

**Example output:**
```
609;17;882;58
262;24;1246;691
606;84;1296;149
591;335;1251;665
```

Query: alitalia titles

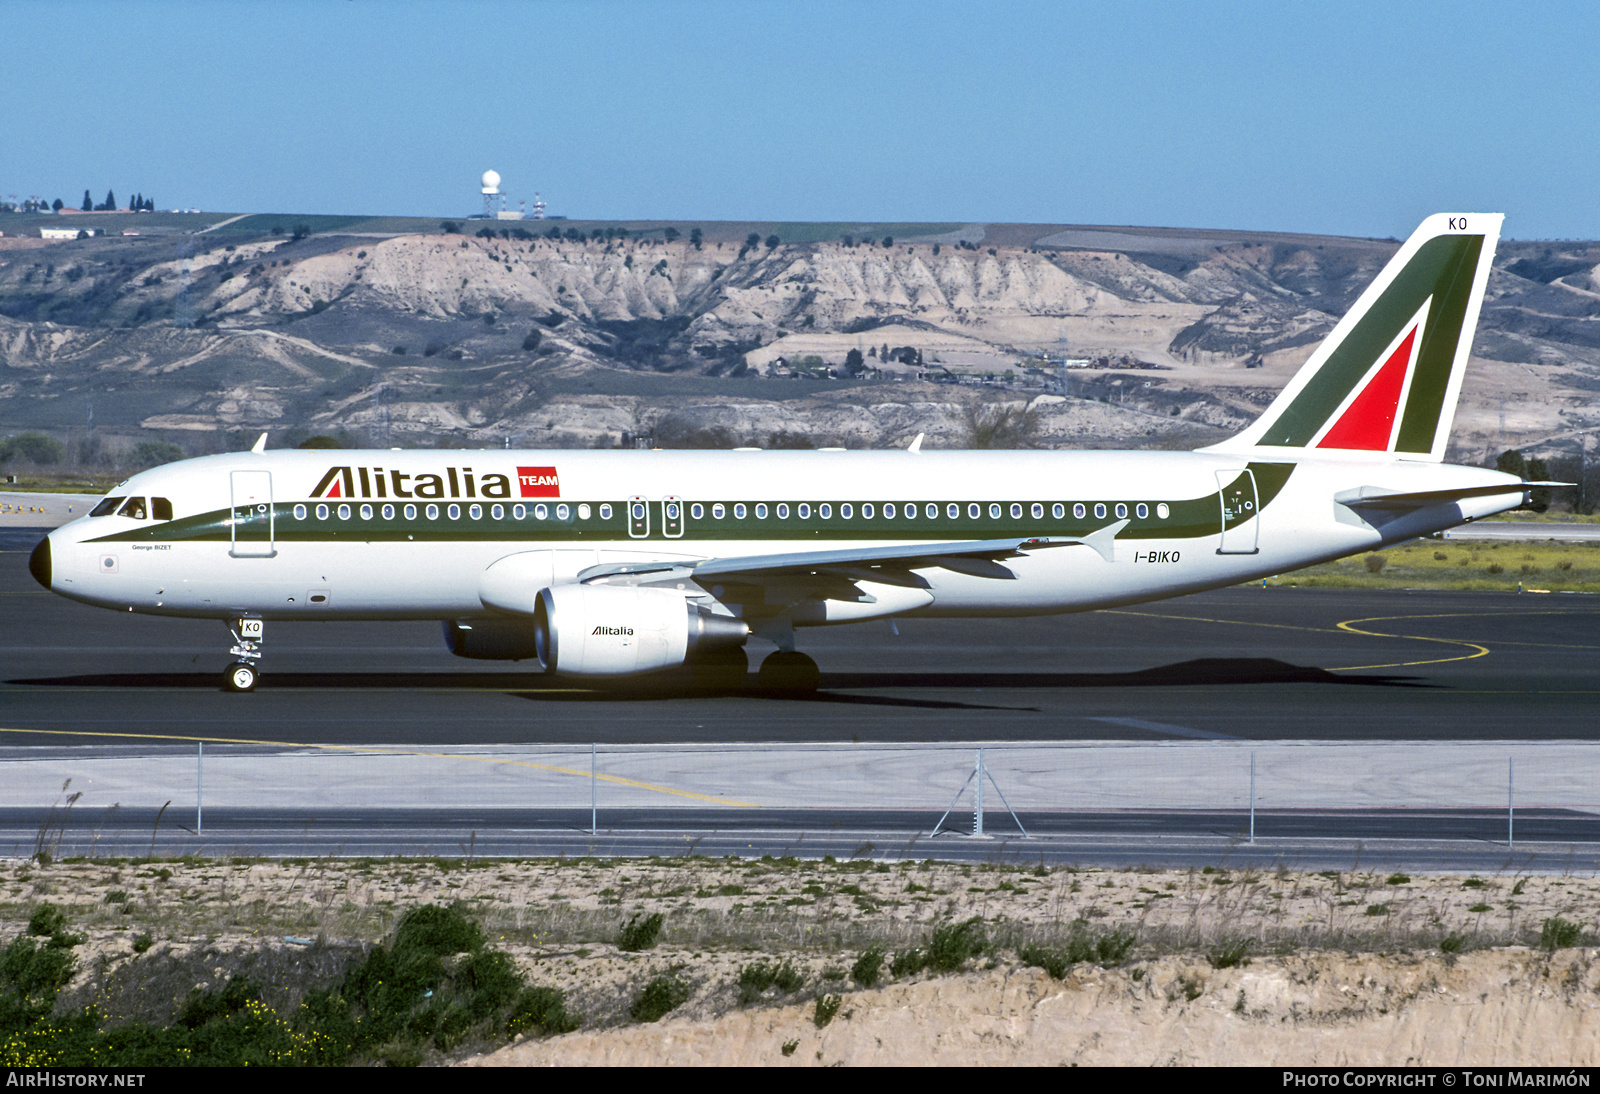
310;465;560;501
592;625;634;636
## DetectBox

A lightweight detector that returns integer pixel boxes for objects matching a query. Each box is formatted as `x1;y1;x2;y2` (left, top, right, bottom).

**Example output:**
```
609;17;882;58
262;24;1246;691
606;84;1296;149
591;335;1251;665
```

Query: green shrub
1365;904;1390;917
1018;923;1137;978
1540;917;1583;951
772;960;804;994
618;913;664;952
1440;934;1466;954
889;948;926;978
506;987;578;1038
850;945;885;989
1207;938;1252;969
1385;873;1411;886
736;960;777;1004
813;994;841;1029
630;974;690;1023
926;917;986;972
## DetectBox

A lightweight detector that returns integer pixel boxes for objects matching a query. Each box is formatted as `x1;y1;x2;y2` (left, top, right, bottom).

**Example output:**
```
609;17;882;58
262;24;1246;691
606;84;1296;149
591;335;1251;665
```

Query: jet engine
533;584;748;675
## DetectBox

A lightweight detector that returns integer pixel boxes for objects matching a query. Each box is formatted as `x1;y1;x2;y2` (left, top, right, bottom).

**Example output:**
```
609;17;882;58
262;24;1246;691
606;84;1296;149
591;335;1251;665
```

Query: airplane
29;213;1548;694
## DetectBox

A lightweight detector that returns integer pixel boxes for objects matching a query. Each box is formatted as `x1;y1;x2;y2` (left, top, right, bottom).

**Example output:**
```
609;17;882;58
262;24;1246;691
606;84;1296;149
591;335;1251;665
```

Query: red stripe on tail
1317;326;1417;451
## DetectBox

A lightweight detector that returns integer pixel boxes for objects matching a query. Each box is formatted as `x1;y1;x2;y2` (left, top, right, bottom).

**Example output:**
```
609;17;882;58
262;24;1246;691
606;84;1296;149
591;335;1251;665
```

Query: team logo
518;466;560;498
592;625;633;636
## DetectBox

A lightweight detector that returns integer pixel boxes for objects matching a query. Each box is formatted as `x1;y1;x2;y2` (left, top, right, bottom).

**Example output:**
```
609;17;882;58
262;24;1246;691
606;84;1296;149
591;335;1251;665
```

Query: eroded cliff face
1;224;1596;458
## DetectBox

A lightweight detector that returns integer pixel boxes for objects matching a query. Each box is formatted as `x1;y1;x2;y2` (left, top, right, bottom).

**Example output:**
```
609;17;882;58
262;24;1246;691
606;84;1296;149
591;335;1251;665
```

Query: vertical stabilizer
1211;213;1502;462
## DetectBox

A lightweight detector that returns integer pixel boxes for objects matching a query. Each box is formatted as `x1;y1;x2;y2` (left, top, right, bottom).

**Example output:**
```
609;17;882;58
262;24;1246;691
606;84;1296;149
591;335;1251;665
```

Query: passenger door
230;470;275;558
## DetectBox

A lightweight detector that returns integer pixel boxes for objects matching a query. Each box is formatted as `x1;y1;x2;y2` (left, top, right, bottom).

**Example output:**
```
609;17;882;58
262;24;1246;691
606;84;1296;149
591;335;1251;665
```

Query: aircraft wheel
758;651;819;694
690;646;749;690
224;661;259;693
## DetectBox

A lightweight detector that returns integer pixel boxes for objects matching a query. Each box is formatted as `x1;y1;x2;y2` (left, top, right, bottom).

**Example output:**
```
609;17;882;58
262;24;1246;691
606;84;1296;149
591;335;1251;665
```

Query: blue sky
3;0;1594;239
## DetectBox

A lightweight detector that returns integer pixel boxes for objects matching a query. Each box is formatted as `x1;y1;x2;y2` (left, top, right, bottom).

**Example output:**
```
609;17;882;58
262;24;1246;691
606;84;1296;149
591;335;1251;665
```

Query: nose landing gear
224;617;263;693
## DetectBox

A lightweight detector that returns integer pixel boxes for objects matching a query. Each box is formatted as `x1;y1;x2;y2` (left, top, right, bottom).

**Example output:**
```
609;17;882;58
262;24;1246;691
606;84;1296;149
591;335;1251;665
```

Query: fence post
1508;756;1514;848
973;749;985;837
591;743;597;836
1249;750;1255;845
197;741;203;836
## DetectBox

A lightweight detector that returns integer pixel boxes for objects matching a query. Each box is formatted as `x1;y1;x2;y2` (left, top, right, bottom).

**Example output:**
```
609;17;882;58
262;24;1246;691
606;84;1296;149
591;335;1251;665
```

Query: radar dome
480;170;501;192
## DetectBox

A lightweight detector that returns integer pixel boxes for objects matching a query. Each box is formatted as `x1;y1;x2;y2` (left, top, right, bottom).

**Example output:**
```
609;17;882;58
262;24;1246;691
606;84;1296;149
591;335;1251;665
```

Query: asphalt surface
6;526;1600;867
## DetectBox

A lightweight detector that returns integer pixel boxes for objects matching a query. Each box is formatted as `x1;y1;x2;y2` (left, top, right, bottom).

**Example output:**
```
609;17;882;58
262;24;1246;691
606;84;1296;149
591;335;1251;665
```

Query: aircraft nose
28;535;50;590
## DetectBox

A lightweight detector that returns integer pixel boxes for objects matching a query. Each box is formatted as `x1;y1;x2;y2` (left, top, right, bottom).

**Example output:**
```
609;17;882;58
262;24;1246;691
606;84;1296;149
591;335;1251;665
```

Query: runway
5;527;1600;867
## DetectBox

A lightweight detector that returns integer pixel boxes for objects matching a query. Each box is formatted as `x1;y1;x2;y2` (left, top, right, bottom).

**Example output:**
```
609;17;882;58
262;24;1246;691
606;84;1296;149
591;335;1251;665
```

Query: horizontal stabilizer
1334;481;1567;511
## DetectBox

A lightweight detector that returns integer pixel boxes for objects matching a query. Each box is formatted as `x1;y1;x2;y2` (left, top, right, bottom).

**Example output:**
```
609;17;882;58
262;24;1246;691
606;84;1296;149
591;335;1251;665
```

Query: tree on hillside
1496;449;1527;478
105;189;115;210
0;432;64;466
843;348;865;376
81;190;92;212
745;233;760;249
664;227;680;242
689;228;702;250
51;198;63;213
765;235;779;249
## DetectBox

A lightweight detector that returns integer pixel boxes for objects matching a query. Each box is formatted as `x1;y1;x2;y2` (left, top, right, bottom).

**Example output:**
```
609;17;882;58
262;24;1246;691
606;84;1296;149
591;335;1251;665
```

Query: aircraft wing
577;520;1132;588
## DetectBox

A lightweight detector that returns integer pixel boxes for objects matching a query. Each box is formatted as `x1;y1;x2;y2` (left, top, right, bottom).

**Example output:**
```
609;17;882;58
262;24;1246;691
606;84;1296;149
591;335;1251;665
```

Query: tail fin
1213;213;1502;462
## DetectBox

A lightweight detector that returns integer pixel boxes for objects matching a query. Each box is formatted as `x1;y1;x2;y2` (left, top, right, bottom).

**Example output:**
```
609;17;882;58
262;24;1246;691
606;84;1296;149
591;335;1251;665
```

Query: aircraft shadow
10;657;1429;711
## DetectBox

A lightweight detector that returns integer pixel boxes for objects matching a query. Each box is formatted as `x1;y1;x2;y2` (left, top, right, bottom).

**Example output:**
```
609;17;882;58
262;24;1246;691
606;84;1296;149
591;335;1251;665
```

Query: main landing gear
223;617;263;693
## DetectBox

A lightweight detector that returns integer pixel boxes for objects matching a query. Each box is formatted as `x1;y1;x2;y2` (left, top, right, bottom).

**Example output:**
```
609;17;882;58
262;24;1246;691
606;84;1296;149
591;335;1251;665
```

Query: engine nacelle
442;619;541;661
534;584;748;676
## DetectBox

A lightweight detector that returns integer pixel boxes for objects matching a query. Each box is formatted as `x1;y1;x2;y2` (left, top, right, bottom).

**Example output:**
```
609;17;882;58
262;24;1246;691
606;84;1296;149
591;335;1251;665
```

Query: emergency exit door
230;470;275;558
1216;469;1259;554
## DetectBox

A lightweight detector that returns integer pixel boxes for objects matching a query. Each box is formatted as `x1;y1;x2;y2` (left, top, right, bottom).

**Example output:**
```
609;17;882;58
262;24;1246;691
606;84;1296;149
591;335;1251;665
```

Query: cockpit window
151;497;173;521
117;497;147;520
90;496;126;517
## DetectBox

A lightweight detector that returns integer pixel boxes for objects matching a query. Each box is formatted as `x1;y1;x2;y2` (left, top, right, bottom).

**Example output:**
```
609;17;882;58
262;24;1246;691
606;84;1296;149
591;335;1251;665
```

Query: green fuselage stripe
86;466;1293;547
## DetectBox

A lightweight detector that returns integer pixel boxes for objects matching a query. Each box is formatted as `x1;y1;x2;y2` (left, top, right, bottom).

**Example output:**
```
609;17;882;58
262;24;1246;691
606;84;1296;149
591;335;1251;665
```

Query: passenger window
862;503;874;518
797;503;810;519
469;504;482;519
293;504;307;520
1157;503;1170;519
989;503;1001;519
1031;503;1044;519
405;504;418;519
926;503;939;519
492;504;505;519
337;504;351;520
118;497;147;520
1052;503;1064;519
316;504;330;520
967;503;980;519
90;496;125;517
382;504;396;519
945;503;958;519
840;504;852;519
1115;503;1128;519
1073;503;1086;519
712;503;726;519
777;503;790;518
883;503;895;518
538;504;550;520
1094;503;1107;519
598;504;611;519
447;504;461;520
577;504;590;519
691;503;704;519
735;503;748;518
360;504;374;520
755;503;768;518
556;503;569;520
1009;503;1022;519
426;504;439;520
151;497;174;521
819;503;831;519
514;504;527;519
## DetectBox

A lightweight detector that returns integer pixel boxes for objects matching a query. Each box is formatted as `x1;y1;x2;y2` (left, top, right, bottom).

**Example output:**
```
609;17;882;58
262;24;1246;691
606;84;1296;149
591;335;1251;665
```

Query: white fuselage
38;446;1522;625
